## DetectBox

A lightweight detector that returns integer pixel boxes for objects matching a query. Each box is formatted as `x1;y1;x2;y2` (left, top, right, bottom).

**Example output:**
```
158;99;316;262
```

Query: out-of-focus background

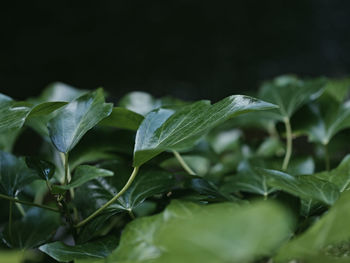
1;0;350;101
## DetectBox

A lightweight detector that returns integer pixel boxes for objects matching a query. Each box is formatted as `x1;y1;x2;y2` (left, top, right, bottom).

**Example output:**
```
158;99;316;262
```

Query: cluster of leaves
1;76;350;263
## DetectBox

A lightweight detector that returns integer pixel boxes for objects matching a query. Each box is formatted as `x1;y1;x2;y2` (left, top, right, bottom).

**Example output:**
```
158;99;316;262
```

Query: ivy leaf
48;88;113;153
56;165;114;190
119;91;159;116
134;95;277;167
275;190;350;262
31;82;86;103
0;151;38;197
108;200;293;263
1;207;60;249
221;161;276;198
323;77;350;102
39;235;117;263
257;168;340;205
0;94;32;134
25;157;55;181
315;155;350;192
259;75;326;119
75;162;175;215
297;98;350;145
99;107;144;131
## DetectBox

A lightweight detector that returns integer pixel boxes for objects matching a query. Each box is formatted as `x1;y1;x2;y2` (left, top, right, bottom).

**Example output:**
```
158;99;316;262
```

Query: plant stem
0;194;59;212
15;202;26;217
75;166;140;228
282;117;292;171
324;143;330;171
9;200;13;242
62;152;74;199
172;150;196;175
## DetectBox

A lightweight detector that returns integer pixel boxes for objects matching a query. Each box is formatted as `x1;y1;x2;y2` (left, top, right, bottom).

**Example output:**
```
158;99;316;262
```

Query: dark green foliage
0;76;350;263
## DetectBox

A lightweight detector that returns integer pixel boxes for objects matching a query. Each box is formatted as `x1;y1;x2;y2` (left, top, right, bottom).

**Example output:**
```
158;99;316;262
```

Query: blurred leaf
324;77;350;102
315;155;350;192
256;137;284;158
221;160;276;197
134;95;277;166
259;75;326;119
99;107;144;131
0;151;38;197
275;190;350;262
48;88;113;153
297;98;350;145
39;235;117;263
161;155;211;177
119;91;159;116
108;200;292;263
31;82;86;103
56;165;113;190
258;168;339;205
1;207;60;249
25;157;55;181
207;128;242;154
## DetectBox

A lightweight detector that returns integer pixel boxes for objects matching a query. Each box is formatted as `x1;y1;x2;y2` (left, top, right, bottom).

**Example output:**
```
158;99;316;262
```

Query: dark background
1;0;350;101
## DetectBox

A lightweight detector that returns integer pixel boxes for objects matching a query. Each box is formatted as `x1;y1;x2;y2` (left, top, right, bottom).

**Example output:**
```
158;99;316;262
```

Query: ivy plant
0;76;350;263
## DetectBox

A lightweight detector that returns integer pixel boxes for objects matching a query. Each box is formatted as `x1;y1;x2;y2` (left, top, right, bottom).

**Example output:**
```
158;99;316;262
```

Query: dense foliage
1;75;350;263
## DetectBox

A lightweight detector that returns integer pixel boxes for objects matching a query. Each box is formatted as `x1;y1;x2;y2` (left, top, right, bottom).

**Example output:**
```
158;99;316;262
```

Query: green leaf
39;235;118;263
99;107;144;131
315;155;350;192
108;200;293;263
25;157;55;181
0;95;32;134
161;155;211;177
56;165;114;190
324;77;350;102
1;207;60;249
0;151;38;197
259;75;326;119
48;89;113;153
297;98;350;145
257;168;340;205
31;82;86;103
134;95;277;166
275;190;350;262
221;161;276;197
118;91;159;116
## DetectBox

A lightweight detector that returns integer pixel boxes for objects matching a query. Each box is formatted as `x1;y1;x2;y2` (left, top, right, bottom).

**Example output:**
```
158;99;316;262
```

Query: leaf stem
0;194;60;212
172;150;196;175
282;117;292;171
324;143;330;171
75;166;140;228
9;200;13;242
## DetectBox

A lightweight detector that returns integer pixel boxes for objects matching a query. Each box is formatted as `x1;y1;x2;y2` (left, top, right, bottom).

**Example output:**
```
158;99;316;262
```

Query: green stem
172;150;196;175
15;202;26;217
324;143;330;171
64;153;69;185
128;209;135;219
282;117;292;171
9;200;13;242
75;166;140;228
0;194;60;212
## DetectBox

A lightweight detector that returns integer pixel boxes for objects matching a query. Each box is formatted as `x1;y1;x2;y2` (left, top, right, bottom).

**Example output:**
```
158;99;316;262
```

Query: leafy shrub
1;76;350;263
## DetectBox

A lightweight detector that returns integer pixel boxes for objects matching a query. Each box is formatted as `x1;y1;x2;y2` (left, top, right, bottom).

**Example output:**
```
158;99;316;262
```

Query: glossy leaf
57;165;113;190
48;88;113;153
259;75;326;119
108;200;292;263
275;190;350;262
258;168;340;205
0;94;31;134
99;107;144;131
118;91;159;116
134;95;277;166
25;157;55;181
75;161;175;215
39;235;117;263
1;207;60;249
0;151;38;197
297;98;350;145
